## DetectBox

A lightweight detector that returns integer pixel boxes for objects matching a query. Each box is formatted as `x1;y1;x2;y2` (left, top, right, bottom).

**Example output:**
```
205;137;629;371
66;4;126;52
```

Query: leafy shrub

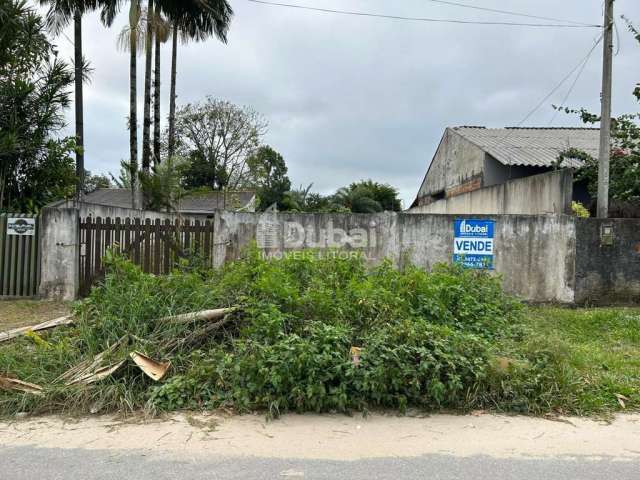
0;246;553;417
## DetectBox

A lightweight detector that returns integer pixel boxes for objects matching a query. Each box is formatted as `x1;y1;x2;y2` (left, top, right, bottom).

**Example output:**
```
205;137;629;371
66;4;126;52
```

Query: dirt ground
2;413;639;461
0;300;70;330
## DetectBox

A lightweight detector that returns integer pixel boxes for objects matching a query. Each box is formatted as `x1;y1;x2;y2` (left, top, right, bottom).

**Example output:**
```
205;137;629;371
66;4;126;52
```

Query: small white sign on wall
7;217;36;236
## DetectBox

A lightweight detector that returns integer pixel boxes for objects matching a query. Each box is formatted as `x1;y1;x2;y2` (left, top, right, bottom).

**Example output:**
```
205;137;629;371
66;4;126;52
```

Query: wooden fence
0;213;41;298
79;216;215;295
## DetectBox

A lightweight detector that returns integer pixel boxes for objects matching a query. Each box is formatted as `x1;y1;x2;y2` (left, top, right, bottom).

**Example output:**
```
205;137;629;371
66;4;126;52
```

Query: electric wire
246;0;601;28
422;0;598;27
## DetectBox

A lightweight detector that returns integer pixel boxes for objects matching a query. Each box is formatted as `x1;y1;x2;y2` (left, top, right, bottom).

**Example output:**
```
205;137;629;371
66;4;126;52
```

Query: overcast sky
50;0;640;206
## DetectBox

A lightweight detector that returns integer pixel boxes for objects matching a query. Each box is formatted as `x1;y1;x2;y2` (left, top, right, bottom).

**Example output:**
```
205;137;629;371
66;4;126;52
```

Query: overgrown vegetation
0;251;638;417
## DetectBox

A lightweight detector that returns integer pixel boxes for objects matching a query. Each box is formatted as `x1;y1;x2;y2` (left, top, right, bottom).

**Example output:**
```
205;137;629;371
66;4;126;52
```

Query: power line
246;0;601;28
548;35;602;125
423;0;599;27
511;33;604;130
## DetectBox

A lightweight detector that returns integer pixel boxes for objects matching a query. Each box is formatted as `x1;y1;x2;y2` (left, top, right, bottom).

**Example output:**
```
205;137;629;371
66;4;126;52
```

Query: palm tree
141;0;153;177
115;1;144;209
165;0;233;158
38;0;105;202
151;2;170;166
152;0;167;166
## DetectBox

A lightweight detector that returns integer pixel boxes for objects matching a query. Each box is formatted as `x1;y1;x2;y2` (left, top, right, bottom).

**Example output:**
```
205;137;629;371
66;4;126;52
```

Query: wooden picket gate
79;216;215;295
0;213;41;298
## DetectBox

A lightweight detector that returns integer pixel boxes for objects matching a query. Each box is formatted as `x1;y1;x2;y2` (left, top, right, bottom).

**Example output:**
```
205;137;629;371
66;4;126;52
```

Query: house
49;188;257;215
409;126;600;215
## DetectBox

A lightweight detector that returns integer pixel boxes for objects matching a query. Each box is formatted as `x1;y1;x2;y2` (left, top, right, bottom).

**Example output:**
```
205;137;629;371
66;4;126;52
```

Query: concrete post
39;207;80;301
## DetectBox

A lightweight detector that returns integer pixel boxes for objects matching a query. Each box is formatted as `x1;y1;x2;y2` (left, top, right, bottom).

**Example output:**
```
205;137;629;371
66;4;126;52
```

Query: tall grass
0;248;637;417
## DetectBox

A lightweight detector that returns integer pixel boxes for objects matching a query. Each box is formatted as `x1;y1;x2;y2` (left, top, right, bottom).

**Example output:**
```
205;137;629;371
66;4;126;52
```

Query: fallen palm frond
130;351;171;381
0;315;74;343
0;376;43;395
57;336;129;386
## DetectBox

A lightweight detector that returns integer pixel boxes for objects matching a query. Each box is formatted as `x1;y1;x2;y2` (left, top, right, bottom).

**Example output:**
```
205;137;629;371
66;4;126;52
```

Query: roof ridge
454;126;599;131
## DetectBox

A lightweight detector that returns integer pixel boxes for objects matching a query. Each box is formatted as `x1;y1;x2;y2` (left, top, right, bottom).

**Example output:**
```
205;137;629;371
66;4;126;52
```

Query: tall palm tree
153;0;170;166
141;0;153;176
38;0;104;202
115;0;144;208
165;0;233;159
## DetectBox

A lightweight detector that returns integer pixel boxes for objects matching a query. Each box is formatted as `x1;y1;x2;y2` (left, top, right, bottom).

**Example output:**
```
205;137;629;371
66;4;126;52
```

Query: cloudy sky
50;0;640;206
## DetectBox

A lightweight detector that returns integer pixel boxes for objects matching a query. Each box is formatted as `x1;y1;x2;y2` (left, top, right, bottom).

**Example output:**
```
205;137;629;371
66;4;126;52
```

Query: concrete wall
483;157;550;188
39;208;80;301
408;170;573;216
213;211;576;303
575;219;640;304
75;203;212;222
416;128;486;200
38;206;640;306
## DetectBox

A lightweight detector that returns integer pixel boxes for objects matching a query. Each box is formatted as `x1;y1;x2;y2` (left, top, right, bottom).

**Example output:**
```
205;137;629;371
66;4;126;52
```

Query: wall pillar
39;207;80;301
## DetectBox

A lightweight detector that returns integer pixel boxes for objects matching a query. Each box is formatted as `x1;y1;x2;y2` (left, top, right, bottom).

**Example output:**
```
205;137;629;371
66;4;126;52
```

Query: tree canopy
559;18;640;216
0;0;76;212
246;145;291;210
173;97;267;190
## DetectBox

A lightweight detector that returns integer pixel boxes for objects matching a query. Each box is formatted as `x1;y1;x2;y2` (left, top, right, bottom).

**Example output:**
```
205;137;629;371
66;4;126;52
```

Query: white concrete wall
408;170;573;216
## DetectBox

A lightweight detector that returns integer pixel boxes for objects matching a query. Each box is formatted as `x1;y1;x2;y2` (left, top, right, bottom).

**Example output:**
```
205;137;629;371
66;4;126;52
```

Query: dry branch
0;376;43;395
0;315;74;343
158;307;238;324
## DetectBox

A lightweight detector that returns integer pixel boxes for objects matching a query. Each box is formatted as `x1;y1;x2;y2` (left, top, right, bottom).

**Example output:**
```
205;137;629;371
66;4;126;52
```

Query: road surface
1;412;639;479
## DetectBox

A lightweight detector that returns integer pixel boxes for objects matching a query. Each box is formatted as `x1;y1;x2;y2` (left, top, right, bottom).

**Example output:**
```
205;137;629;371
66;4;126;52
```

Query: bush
10;247;624;418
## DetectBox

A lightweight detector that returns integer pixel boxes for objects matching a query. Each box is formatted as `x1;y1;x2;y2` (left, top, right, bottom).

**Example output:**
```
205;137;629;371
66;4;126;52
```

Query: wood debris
0;315;74;343
0;376;44;395
57;336;129;386
130;352;171;381
158;307;238;325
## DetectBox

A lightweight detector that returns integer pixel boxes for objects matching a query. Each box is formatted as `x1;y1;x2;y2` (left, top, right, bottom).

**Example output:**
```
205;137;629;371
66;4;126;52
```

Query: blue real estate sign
453;219;495;270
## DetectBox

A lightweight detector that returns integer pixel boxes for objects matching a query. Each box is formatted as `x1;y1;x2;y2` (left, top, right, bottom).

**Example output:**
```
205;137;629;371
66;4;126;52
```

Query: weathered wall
75;203;211;222
39;208;80;301
416;128;486;201
38;206;640;306
408;170;573;216
213;211;576;303
575;219;640;304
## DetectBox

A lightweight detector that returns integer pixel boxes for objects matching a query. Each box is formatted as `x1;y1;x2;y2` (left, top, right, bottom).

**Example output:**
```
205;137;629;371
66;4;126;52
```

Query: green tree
165;0;233;159
84;171;112;193
37;0;109;201
557;18;640;216
332;180;402;213
247;146;291;210
139;156;187;212
174;97;268;190
0;0;77;212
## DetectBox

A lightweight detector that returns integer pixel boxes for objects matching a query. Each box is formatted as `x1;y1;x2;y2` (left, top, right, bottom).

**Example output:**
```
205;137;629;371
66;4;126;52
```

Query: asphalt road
2;445;639;480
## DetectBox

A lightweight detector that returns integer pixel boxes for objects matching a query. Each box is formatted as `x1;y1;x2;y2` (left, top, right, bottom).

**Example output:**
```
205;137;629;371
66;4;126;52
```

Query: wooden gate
79;216;215;295
0;213;41;298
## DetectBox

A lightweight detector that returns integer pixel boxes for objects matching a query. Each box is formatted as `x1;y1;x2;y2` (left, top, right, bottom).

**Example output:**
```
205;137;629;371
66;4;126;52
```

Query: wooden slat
143;218;151;273
153;219;161;275
163;219;171;274
84;218;93;293
94;217;102;278
133;218;141;264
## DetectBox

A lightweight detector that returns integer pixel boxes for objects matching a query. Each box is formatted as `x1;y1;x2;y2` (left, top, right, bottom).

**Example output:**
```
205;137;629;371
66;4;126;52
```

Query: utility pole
597;0;614;218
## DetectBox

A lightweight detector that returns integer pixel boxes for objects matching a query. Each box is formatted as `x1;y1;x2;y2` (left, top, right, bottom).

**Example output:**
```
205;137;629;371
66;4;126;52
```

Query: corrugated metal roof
452;127;600;168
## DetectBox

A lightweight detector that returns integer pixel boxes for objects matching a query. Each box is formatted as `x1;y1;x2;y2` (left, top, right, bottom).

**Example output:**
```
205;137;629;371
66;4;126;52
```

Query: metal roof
452;127;600;168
